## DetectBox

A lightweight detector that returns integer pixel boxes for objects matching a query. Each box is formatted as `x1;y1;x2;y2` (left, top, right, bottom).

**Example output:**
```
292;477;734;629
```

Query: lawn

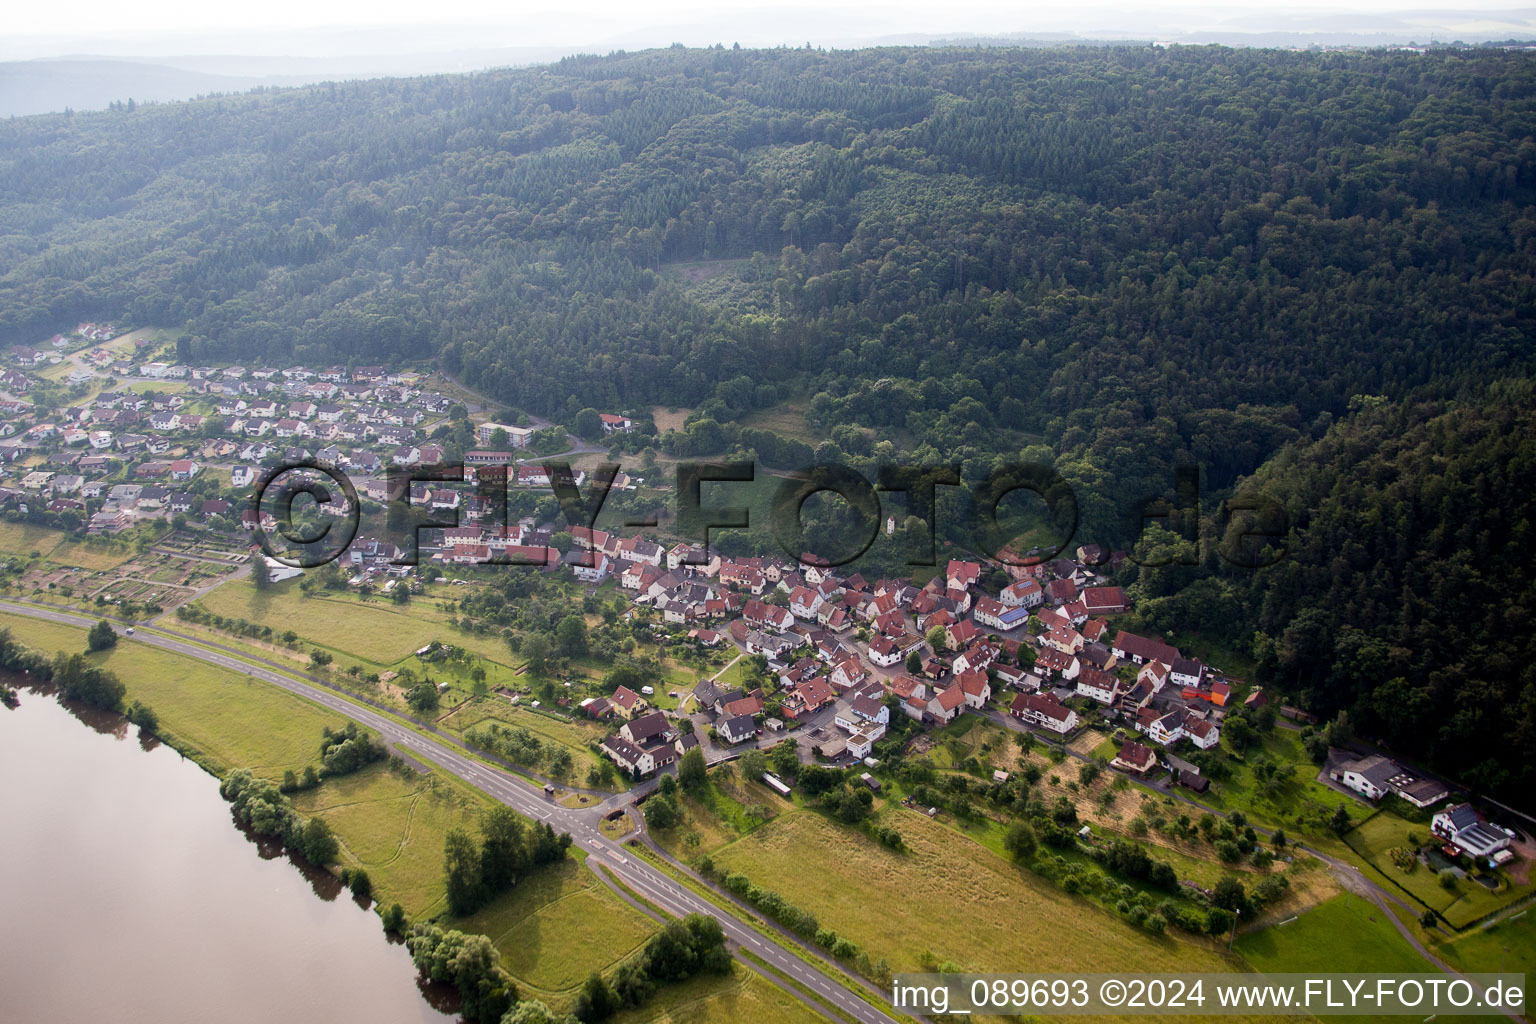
709;804;1244;976
1236;892;1431;973
650;771;784;859
1344;810;1536;928
452;856;657;998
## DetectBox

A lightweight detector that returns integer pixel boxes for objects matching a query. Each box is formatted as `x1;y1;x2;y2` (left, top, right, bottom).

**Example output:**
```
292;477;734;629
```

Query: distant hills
0;60;310;117
0;49;573;117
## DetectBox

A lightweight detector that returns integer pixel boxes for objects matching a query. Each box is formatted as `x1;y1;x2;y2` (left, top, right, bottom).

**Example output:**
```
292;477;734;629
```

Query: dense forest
1;44;1533;792
1130;382;1536;796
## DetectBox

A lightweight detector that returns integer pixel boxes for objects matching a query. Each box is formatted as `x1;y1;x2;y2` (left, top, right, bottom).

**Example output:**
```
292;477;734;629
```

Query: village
0;324;1526;898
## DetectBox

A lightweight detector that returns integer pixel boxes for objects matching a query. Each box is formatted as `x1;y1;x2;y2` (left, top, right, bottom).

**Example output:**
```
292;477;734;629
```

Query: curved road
0;599;897;1024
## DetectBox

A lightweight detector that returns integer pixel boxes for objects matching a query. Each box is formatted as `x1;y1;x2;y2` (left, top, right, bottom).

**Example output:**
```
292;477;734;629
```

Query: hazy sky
5;0;1534;58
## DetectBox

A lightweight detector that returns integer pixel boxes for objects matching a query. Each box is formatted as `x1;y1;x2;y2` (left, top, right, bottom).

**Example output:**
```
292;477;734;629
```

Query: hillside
1;47;1534;535
1133;381;1536;796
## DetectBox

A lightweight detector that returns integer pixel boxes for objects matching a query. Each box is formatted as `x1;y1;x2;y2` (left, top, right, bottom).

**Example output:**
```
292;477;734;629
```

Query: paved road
0;598;898;1024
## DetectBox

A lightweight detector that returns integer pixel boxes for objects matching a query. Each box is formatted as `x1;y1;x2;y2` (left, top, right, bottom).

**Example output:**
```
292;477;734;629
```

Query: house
1000;579;1044;609
926;684;966;724
1033;648;1080;681
1010;692;1078;734
620;710;675;749
1112;632;1179;666
1393;775;1450;810
945;618;979;649
1137;660;1170;693
1330;754;1400;802
168;459;200;481
571;552;611;583
954;669;991;709
1081;586;1129;615
784;677;835;719
743;630;794;658
820;654;860;688
609;686;646;719
743;599;794;632
1043;623;1085;655
1170;657;1204;689
1185;717;1221;750
845;729;880;760
867;635;903;667
1044;578;1078;604
1330;754;1448;808
601;736;656;776
1112;741;1158;775
1075;667;1120;705
974;596;1030;631
788;586;824;620
945;559;981;590
719;714;757;745
1145;708;1187;746
993;664;1041;692
599;413;633;433
1432;803;1512;859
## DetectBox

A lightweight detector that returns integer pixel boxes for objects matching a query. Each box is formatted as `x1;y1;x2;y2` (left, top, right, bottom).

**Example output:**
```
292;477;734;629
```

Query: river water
0;682;456;1024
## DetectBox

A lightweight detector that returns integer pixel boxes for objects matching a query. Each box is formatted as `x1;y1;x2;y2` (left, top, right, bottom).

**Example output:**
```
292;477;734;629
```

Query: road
0;598;898;1024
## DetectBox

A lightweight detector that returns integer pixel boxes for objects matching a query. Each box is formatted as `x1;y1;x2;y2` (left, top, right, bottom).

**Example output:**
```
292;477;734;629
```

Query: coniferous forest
0;44;1533;792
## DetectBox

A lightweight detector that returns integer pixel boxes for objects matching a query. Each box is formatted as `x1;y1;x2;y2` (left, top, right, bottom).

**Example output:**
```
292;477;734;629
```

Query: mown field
194;578;518;666
1236;892;1430;974
708;805;1243;976
612;962;832;1024
452;857;657;998
0;610;329;774
1429;908;1536;974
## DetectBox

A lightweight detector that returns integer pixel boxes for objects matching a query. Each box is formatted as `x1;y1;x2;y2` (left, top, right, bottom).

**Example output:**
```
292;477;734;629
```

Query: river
0;682;456;1024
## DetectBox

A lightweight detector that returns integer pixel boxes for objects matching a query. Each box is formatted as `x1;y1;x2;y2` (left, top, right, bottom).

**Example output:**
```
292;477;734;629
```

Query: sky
1;1;1533;64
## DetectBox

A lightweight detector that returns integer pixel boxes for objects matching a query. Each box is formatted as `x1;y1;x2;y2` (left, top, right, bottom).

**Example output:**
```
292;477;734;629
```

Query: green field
0;611;335;774
709;805;1243;976
612;963;832;1024
453;857;658;997
1237;892;1431;973
442;697;618;789
650;772;786;859
1431;909;1536;974
194;578;519;666
0;521;67;558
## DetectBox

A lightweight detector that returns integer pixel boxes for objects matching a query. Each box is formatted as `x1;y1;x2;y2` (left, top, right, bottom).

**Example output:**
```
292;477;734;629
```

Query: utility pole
1229;907;1241;951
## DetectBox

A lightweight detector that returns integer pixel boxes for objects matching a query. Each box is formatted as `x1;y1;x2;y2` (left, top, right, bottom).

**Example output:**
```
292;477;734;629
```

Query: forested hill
1133;382;1536;797
2;47;1535;521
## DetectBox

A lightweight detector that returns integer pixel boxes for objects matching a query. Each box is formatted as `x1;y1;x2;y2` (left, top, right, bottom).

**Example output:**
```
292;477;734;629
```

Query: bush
87;619;118;651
